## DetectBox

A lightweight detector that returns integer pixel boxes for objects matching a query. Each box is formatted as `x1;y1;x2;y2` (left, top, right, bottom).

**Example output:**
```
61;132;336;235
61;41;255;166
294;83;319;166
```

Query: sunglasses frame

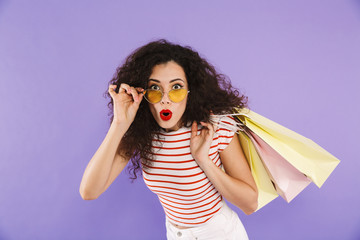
143;88;190;104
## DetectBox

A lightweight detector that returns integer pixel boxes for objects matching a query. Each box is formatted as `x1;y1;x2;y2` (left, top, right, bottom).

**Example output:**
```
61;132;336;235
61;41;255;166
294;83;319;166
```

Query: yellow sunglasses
143;88;190;104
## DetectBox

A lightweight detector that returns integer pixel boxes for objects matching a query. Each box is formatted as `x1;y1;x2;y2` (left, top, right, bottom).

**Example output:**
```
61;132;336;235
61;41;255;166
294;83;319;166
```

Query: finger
199;122;208;137
207;122;215;132
135;87;144;93
119;83;131;94
137;91;144;103
134;87;145;101
108;84;117;91
108;84;114;93
108;84;118;97
134;88;145;103
200;121;211;128
191;121;198;138
200;122;214;135
130;86;140;102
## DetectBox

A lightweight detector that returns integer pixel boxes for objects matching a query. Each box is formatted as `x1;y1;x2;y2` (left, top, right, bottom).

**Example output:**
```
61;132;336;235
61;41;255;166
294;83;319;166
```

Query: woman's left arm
190;121;258;215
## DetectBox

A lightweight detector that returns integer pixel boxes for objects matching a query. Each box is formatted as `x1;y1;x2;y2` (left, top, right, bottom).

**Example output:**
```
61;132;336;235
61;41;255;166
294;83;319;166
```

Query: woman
79;39;258;239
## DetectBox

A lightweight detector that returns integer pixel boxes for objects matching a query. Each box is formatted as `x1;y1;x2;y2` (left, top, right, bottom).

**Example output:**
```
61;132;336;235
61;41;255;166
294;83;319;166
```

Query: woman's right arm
79;121;128;200
79;83;144;200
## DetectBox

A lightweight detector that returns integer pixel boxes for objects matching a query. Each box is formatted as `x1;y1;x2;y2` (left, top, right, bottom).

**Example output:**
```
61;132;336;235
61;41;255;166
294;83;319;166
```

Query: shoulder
210;114;239;152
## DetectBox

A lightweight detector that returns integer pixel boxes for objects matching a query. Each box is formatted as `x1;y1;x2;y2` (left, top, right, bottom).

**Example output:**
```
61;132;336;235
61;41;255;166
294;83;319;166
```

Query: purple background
1;0;359;239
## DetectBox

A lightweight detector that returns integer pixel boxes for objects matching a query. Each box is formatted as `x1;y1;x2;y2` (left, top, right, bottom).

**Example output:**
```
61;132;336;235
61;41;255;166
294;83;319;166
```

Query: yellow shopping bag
212;108;340;211
233;108;340;189
237;130;278;211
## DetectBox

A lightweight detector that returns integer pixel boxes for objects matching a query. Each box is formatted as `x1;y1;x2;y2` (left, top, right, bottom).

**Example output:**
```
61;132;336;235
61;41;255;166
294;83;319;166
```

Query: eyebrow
148;78;185;83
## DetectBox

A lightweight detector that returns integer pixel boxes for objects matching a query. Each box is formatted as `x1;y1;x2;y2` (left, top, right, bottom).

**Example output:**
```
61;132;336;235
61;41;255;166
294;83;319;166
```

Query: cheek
177;100;187;115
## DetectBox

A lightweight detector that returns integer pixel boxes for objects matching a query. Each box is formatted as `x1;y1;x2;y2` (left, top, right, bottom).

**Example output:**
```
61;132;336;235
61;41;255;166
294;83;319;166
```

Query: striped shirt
141;115;238;227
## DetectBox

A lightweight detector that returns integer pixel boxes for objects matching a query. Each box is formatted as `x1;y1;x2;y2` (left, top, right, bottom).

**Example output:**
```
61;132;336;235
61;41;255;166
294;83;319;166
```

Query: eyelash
172;83;183;89
149;84;160;90
149;83;183;90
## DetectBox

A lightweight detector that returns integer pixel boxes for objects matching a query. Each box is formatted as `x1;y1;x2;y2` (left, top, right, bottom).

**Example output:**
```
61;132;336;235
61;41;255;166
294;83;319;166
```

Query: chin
157;118;181;131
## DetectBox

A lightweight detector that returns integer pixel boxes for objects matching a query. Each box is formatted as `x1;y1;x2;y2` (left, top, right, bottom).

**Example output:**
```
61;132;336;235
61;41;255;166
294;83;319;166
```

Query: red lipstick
160;109;172;121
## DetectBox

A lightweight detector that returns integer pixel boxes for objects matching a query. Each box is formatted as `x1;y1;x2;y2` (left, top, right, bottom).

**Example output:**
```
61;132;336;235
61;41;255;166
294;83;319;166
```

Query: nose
160;91;171;105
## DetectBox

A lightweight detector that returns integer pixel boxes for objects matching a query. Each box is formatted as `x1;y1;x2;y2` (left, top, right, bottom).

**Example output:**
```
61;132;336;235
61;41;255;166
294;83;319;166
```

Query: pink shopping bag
245;126;312;203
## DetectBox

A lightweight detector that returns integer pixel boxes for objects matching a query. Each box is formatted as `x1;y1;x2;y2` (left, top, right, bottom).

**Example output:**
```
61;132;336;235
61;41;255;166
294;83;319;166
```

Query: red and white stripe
142;116;237;227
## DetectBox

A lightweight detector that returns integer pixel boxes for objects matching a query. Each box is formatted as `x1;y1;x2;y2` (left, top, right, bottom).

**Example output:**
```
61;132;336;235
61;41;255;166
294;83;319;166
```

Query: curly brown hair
103;39;249;182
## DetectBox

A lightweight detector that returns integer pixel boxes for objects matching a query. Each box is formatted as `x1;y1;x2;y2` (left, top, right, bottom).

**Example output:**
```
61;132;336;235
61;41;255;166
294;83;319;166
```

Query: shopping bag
211;108;340;210
237;128;278;210
232;108;340;189
245;126;312;203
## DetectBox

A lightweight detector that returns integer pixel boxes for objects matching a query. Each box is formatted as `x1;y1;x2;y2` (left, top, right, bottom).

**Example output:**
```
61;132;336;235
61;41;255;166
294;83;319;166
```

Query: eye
149;84;160;90
172;83;183;90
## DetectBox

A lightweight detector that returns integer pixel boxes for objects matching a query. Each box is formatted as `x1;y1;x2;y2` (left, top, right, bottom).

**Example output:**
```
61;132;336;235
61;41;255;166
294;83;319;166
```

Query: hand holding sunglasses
108;83;145;126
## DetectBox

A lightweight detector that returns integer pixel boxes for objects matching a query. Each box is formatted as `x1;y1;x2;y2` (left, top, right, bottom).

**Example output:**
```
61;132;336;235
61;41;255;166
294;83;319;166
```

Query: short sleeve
214;115;238;152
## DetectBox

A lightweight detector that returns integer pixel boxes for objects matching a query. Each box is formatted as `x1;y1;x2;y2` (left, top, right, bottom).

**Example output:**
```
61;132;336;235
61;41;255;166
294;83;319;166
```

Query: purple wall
1;0;359;239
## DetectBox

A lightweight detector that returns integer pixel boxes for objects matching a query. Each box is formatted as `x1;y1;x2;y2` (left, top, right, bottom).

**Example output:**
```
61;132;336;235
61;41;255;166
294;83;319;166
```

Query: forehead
148;61;187;85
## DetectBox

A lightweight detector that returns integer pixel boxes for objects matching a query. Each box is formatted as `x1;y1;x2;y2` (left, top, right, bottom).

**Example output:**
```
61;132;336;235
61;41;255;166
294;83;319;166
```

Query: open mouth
160;109;172;121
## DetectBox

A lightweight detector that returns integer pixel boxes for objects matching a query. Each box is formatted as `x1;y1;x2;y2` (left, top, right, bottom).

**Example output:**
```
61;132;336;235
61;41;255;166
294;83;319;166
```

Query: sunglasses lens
145;90;162;103
169;89;188;103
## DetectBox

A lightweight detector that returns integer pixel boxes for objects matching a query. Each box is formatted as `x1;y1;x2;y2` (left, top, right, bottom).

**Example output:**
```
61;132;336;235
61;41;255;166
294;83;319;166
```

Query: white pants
165;200;249;240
